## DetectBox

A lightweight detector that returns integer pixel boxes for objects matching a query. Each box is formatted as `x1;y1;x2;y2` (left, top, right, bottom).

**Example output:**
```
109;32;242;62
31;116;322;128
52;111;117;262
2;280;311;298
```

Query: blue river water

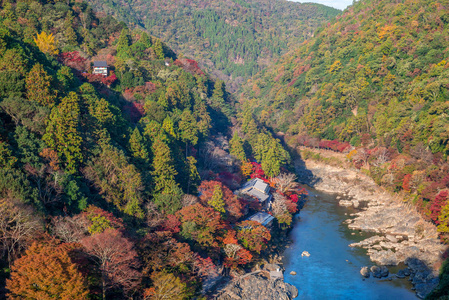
282;188;418;300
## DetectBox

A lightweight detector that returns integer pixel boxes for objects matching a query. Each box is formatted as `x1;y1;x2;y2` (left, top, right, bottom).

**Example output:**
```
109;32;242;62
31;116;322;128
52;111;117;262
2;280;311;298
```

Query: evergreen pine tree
26;63;56;107
43;92;83;174
140;32;151;48
153;38;164;59
229;132;246;162
116;28;131;55
208;184;225;213
186;156;200;194
64;11;77;46
129;127;149;163
151;135;178;194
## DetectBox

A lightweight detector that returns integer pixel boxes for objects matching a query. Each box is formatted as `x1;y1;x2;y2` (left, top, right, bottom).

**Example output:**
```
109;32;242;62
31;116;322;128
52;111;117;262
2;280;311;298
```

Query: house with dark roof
247;211;275;227
92;61;108;76
236;178;272;209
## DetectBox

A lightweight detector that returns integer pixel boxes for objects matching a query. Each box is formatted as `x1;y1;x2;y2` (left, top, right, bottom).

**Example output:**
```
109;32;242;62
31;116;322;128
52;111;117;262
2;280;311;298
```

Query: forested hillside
243;0;449;150
82;0;340;92
240;1;449;295
0;0;305;298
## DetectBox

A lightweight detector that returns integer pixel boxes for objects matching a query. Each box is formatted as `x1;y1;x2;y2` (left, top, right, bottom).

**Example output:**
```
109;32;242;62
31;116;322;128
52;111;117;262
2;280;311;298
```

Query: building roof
247;212;275;227
239;178;271;202
93;61;108;67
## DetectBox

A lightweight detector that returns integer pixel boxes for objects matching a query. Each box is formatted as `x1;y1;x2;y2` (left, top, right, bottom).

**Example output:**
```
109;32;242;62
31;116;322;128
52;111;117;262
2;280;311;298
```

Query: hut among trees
92;61;108;76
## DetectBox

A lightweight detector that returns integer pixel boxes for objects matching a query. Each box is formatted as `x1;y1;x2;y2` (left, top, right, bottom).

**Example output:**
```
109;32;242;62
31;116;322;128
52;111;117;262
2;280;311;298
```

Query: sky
289;0;353;10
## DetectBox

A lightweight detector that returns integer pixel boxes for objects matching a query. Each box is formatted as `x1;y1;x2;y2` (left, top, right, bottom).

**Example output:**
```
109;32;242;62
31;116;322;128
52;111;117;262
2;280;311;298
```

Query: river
282;187;418;300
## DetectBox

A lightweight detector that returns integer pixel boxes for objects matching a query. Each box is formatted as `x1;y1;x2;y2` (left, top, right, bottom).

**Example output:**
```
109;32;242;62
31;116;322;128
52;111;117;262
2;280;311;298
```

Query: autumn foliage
198;180;243;221
80;229;141;297
34;31;58;55
7;242;89;300
176;203;225;249
236;220;271;253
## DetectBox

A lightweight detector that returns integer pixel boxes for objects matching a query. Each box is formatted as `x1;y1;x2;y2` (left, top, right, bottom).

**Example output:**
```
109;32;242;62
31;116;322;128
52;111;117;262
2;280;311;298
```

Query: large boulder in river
216;274;298;300
370;265;389;278
360;266;370;278
370;266;381;278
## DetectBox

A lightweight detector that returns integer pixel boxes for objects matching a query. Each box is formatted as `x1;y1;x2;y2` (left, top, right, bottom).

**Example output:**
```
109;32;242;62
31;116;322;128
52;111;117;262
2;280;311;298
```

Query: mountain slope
83;0;340;91
241;0;449;150
0;0;303;298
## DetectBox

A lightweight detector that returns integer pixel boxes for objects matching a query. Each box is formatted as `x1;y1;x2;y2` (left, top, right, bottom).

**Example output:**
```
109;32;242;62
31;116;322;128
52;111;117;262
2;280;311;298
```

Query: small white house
92;61;108;76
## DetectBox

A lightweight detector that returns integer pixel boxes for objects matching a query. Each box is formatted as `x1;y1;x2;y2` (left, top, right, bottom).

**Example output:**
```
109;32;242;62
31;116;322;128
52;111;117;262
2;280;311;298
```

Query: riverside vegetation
296;147;445;298
0;0;309;298
238;0;449;298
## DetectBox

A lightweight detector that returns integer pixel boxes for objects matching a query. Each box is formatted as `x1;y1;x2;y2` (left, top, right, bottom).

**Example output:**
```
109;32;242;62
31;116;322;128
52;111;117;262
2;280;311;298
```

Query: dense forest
239;0;449;297
0;0;306;298
81;0;340;91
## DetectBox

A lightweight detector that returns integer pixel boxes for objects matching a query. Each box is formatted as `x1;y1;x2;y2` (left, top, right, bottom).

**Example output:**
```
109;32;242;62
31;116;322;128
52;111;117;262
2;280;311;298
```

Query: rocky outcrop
360;266;370;278
215;274;298;300
296;157;445;299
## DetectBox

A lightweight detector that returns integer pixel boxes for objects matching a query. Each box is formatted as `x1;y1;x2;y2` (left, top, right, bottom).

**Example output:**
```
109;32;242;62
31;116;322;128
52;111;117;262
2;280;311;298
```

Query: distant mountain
83;0;340;91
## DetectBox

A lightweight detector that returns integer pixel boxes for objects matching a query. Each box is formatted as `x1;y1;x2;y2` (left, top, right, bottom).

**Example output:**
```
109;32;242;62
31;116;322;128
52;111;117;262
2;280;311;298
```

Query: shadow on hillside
293;155;321;187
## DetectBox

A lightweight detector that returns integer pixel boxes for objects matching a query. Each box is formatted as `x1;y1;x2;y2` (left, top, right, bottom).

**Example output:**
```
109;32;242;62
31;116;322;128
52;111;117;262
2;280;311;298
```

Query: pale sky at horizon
289;0;353;10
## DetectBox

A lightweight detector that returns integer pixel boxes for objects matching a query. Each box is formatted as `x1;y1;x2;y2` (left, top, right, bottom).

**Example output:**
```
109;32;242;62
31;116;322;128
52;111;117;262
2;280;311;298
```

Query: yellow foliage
34;31;59;55
346;149;357;161
241;160;253;178
329;60;342;73
377;25;397;40
260;109;269;123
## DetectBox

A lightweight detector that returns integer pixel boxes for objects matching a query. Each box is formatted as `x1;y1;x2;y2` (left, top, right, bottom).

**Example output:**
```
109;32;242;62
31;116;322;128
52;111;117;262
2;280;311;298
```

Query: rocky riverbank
215;272;298;300
295;154;446;299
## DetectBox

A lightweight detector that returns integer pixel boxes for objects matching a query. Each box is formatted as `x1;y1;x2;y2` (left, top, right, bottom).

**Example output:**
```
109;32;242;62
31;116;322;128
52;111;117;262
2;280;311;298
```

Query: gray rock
386;235;398;243
380;266;389;278
339;200;353;207
216;274;298;300
396;269;408;279
360;266;370;278
371;266;382;278
290;271;297;275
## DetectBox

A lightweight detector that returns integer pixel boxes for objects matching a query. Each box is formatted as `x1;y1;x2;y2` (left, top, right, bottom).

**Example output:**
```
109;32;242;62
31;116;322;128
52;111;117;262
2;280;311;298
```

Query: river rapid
282;187;418;300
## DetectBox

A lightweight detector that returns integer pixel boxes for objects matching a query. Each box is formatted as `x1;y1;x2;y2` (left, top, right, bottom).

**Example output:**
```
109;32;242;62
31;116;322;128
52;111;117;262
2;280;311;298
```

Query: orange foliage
223;230;238;245
176;203;225;248
40;148;60;171
377;24;397;39
7;242;88;299
241;160;253;177
236;220;271;253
